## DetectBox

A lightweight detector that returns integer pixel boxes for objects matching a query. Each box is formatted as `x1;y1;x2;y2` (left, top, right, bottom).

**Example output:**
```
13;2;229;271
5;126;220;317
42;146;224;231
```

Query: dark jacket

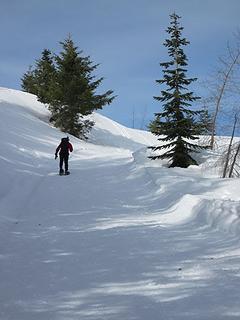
55;138;73;156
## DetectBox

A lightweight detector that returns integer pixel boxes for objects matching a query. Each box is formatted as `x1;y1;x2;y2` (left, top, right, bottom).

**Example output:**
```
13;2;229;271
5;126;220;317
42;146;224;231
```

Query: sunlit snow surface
0;87;240;320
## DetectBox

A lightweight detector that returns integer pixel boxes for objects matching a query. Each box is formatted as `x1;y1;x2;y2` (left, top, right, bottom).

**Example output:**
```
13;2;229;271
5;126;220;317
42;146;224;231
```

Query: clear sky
0;0;239;129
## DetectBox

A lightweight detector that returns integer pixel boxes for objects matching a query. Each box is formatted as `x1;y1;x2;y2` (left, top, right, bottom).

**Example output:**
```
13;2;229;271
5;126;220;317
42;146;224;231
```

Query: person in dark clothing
55;137;73;175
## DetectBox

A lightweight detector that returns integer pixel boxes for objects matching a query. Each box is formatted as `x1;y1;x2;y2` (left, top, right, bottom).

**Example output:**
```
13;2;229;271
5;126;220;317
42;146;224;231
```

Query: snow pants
59;154;69;172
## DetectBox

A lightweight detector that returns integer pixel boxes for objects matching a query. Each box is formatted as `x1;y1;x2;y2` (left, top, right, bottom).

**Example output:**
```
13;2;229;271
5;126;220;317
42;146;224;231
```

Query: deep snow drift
0;87;240;320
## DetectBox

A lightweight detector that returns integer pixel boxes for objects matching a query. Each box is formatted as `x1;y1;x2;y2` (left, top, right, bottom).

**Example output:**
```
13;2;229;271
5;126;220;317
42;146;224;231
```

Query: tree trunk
228;142;240;178
210;51;240;149
222;114;238;178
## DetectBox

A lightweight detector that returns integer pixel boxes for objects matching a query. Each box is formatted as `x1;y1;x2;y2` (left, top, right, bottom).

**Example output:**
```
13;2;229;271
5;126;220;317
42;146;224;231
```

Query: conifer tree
48;37;114;138
21;50;56;101
21;66;38;95
149;13;206;168
34;49;56;104
21;37;115;139
198;108;214;135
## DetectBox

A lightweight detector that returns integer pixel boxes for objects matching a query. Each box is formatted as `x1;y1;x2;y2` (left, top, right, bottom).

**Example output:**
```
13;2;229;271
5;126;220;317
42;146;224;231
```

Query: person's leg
59;155;64;173
64;154;69;172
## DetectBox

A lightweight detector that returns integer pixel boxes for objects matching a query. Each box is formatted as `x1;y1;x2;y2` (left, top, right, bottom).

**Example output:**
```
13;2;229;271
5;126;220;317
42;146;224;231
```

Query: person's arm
55;144;61;158
68;143;73;152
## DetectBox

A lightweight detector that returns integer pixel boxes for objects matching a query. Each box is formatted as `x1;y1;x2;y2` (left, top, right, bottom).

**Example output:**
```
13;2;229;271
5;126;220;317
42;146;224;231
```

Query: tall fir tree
49;37;114;138
149;13;206;168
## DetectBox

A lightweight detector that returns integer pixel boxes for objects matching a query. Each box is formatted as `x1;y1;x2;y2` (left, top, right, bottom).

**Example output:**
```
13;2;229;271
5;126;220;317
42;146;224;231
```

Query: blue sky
0;0;239;129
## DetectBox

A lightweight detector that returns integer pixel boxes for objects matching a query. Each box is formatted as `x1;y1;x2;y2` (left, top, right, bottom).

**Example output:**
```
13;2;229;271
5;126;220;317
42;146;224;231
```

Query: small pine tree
34;49;56;104
198;108;214;135
21;66;38;95
148;115;161;134
21;50;56;101
149;13;206;168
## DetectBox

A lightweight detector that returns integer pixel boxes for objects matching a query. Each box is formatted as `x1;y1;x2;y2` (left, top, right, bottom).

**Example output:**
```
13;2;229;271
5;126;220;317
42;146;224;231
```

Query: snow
0;86;240;319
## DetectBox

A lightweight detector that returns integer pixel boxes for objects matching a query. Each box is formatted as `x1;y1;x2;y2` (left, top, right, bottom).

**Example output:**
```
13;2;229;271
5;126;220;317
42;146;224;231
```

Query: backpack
60;138;69;154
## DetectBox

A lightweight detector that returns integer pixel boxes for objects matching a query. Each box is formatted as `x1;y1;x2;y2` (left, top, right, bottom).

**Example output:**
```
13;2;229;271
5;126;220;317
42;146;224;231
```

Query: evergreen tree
34;49;56;104
198;108;214;135
149;13;206;168
21;50;56;101
21;66;38;95
148;115;161;134
48;37;115;138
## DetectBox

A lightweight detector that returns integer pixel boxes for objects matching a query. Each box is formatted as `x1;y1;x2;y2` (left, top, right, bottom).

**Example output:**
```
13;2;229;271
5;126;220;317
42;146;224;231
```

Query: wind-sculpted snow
1;87;240;319
89;113;158;151
132;147;240;235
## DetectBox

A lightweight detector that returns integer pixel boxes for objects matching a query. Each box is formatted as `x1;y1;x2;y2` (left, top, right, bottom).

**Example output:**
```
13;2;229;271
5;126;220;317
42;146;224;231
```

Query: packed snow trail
1;152;240;320
1;88;240;319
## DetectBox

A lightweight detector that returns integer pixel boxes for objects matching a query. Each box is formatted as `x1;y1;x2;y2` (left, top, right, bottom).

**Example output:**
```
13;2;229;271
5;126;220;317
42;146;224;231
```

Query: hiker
55;137;73;175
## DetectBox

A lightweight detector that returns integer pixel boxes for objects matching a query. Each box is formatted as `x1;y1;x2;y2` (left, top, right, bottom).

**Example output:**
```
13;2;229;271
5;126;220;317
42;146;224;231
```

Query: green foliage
149;13;207;168
21;50;56;100
21;66;38;95
198;108;214;135
21;36;115;139
34;49;56;104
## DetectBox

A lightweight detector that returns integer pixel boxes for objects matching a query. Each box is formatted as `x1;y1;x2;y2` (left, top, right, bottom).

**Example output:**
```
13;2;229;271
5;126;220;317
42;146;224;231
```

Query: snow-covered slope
1;87;240;320
89;112;157;150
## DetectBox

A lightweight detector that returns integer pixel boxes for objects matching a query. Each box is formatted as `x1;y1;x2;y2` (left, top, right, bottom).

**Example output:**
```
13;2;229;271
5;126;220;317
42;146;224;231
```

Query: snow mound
0;87;49;120
0;87;157;151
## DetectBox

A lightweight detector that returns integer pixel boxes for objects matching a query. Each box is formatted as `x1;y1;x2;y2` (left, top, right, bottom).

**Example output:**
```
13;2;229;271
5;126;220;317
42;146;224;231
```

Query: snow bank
88;112;158;150
131;140;240;237
0;87;49;120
